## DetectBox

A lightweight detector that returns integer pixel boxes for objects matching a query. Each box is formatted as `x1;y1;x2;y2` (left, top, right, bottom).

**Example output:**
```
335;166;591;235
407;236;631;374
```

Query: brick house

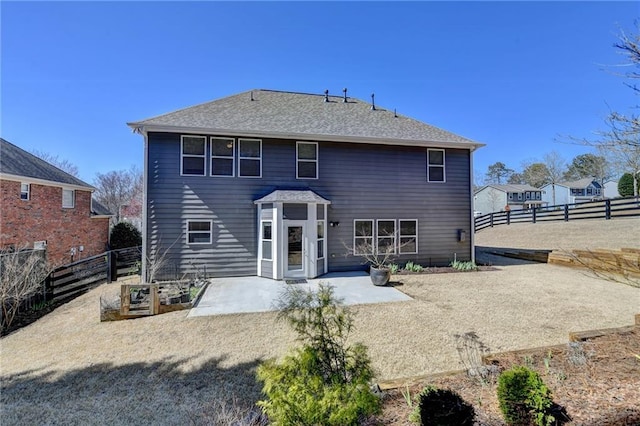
0;138;112;266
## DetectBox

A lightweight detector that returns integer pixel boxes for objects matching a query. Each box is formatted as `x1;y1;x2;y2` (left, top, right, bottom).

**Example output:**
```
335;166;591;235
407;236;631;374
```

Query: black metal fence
475;197;640;232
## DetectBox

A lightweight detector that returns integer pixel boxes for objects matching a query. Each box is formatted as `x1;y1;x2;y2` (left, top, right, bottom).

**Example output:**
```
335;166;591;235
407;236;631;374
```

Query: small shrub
411;385;475;425
450;260;478;272
110;222;142;249
257;284;380;425
404;261;424;273
389;263;400;274
497;366;555;426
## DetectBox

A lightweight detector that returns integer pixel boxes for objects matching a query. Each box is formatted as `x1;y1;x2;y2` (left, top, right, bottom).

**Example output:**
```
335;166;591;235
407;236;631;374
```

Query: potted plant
345;235;401;286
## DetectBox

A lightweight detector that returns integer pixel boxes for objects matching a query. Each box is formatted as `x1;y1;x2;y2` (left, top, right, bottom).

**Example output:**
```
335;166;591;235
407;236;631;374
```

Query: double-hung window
181;135;206;176
297;142;318;179
238;139;261;177
399;220;418;254
187;220;212;244
62;189;75;208
376;220;396;255
20;183;30;200
211;137;235;177
427;149;445;182
353;220;373;255
261;221;272;260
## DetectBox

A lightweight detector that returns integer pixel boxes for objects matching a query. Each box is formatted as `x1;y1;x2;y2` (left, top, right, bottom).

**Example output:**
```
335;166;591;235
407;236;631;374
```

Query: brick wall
0;179;110;266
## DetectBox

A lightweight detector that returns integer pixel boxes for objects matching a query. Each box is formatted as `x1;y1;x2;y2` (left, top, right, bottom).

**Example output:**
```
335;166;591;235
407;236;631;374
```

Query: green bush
618;172;639;197
449;260;478;271
412;385;475;426
404;261;424;273
110;222;142;249
497;366;555;426
257;284;380;425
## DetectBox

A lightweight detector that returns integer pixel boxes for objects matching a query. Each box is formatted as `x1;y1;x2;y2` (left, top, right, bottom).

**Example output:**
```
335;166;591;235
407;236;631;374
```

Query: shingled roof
0;138;93;189
128;89;483;149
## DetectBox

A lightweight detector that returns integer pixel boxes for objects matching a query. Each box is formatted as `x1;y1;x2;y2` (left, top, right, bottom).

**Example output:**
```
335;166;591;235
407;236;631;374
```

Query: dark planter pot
370;267;391;286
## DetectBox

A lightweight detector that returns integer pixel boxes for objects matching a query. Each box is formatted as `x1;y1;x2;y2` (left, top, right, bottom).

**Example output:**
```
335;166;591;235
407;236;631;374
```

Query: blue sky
2;1;637;183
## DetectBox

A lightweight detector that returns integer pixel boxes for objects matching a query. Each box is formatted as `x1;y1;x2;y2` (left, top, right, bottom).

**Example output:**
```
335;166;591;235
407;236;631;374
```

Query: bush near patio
256;284;380;425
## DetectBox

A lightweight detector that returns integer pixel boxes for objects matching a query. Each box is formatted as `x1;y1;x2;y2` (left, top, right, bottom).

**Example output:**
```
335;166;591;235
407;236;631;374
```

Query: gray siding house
128;89;484;281
474;184;544;214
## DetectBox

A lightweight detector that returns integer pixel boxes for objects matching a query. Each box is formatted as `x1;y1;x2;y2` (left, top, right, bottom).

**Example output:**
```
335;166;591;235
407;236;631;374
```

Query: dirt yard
1;218;639;424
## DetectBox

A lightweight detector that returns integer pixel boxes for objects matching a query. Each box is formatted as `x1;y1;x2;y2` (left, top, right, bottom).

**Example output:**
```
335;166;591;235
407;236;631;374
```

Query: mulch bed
394;265;497;275
372;328;640;425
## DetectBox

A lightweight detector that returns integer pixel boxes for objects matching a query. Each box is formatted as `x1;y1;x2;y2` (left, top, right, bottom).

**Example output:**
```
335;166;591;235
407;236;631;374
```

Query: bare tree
543;151;567;205
487;187;503;212
93;166;143;225
0;247;51;332
30;150;80;177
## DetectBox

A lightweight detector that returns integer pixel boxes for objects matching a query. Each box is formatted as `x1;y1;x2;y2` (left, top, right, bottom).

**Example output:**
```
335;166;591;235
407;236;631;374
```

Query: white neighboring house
604;180;621;198
540;178;603;206
474;184;545;214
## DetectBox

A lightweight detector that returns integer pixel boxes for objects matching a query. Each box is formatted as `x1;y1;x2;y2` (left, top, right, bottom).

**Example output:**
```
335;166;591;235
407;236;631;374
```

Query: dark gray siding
146;132;472;278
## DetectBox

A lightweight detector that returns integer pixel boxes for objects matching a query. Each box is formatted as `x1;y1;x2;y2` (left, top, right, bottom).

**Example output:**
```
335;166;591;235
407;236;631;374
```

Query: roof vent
370;93;376;111
250;91;254;101
342;88;348;103
324;89;329;102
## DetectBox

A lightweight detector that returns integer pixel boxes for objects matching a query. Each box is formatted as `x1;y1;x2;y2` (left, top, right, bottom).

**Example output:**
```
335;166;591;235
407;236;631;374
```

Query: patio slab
188;271;412;317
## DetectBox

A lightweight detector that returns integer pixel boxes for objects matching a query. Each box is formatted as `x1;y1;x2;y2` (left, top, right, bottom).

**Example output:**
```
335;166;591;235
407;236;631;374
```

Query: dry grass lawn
1;218;639;424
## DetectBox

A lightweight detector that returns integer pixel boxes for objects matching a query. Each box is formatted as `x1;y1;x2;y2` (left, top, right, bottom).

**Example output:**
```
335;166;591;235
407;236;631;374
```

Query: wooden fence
475;197;640;233
47;246;141;302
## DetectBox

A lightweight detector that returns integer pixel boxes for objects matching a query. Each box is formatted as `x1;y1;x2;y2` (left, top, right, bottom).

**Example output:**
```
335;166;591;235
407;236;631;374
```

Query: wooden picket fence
475;196;640;233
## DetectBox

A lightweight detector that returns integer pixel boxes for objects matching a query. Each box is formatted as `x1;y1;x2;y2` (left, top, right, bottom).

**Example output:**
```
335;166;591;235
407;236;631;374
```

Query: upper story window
525;192;531;200
427;149;445;182
536;192;541;200
187;220;212;244
517;193;523;200
297;142;318;179
508;193;514;200
211;137;235;177
20;183;30;200
238;138;262;178
62;189;75;208
181;135;206;176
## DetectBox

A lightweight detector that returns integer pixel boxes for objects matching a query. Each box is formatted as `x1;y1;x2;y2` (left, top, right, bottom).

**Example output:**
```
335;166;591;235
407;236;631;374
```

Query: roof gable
128;89;483;149
0;138;93;189
478;184;540;194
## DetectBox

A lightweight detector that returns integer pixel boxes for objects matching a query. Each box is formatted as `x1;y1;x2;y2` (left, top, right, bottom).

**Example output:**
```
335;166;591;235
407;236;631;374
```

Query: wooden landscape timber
376;314;639;391
548;247;640;279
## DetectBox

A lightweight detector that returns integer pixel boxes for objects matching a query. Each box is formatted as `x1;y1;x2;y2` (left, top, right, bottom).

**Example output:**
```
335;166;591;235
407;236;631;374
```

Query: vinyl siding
146;132;472;278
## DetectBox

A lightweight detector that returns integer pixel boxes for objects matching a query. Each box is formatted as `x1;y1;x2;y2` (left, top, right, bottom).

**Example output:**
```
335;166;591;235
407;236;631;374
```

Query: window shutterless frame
296;142;318;179
20;183;30;200
399;219;418;254
210;137;235;177
261;220;272;260
238;138;262;178
186;220;213;245
181;135;207;176
427;149;446;183
62;188;75;208
376;219;396;255
353;219;374;255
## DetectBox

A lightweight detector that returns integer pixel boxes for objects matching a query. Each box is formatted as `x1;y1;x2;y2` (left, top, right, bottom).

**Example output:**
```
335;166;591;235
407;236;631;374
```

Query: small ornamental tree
618;172;639;197
110;222;142;250
257;284;380;425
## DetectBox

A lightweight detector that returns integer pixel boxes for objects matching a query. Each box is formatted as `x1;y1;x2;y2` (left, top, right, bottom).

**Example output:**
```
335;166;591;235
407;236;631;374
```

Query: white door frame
284;220;306;278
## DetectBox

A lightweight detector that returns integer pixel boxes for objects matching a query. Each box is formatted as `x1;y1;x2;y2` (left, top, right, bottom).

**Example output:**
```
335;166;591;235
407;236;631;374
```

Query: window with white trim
211;137;235;177
181;135;206;175
261;221;272;260
317;221;325;259
353;220;373;255
238;138;261;177
297;142;318;179
399;220;418;254
377;220;396;255
20;183;30;200
62;189;75;208
186;220;212;244
427;149;445;182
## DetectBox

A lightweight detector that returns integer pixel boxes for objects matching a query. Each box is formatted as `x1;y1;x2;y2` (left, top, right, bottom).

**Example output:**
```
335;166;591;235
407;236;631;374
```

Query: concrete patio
188;271;413;317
